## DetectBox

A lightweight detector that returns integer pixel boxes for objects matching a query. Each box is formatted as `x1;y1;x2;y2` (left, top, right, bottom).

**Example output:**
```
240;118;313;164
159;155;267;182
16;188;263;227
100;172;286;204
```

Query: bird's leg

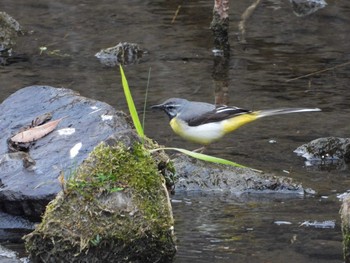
192;146;207;153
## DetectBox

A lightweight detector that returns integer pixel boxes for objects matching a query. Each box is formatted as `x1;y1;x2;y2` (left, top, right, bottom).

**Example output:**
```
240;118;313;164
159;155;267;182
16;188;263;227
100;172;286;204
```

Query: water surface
1;0;349;262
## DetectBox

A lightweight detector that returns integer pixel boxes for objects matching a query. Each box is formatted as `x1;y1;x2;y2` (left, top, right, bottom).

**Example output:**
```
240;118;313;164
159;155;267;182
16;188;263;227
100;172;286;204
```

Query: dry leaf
11;118;63;143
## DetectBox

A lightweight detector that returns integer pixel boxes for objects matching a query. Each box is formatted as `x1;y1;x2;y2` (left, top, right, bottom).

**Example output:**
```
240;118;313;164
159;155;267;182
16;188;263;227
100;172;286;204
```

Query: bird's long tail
255;108;321;118
222;107;321;134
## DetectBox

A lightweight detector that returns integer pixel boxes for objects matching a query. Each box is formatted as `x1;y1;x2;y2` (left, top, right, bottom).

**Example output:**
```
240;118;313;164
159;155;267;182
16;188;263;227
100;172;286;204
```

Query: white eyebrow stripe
166;104;182;108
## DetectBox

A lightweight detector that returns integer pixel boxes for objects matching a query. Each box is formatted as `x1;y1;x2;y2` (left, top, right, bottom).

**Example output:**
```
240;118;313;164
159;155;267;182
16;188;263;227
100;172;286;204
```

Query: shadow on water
1;0;350;262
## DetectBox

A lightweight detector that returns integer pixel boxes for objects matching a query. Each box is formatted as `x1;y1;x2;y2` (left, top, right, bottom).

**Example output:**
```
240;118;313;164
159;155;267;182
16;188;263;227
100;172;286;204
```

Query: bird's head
151;98;188;120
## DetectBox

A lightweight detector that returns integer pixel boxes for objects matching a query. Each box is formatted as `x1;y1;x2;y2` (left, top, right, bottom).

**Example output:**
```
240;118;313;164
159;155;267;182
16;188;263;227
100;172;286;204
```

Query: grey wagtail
151;98;321;145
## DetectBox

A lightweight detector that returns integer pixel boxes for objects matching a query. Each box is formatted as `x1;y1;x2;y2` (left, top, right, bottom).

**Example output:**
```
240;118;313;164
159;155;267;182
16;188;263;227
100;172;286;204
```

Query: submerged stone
0;11;23;51
294;137;350;168
289;0;327;17
0;12;24;65
95;42;144;66
24;142;176;262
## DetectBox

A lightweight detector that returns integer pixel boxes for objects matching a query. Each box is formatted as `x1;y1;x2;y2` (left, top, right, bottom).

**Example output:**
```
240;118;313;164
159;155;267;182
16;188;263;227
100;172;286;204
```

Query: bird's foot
192;146;206;153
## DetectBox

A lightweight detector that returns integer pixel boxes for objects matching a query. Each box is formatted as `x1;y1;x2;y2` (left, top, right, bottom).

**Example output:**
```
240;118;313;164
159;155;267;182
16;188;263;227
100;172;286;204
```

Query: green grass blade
150;147;262;173
119;65;144;137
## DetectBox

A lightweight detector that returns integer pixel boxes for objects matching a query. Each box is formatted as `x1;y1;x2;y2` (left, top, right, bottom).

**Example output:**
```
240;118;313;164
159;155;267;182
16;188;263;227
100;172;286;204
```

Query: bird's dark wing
187;105;251;126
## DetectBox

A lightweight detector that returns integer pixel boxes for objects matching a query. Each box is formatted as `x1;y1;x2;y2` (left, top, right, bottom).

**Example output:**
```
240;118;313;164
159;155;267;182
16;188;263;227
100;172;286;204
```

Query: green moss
69;142;170;222
342;210;350;262
343;223;350;262
25;142;175;262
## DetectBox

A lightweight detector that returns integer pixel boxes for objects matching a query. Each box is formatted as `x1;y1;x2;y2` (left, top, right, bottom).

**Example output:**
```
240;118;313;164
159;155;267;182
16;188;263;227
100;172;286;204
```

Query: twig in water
238;0;261;43
172;5;182;24
286;61;350;82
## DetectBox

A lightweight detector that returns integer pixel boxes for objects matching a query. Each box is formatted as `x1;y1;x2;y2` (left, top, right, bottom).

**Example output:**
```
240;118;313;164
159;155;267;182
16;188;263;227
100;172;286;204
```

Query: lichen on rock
24;142;176;262
0;11;23;52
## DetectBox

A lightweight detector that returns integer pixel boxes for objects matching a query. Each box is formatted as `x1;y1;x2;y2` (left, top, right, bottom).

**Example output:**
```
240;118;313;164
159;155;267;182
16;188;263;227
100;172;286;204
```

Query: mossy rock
341;194;350;263
24;142;176;262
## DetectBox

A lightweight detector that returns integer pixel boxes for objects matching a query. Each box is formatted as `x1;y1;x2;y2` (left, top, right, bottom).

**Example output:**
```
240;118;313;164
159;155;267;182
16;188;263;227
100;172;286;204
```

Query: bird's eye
166;105;175;110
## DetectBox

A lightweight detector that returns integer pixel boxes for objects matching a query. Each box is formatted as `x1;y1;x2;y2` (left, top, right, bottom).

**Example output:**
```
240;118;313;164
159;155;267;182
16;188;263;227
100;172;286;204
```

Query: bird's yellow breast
170;117;224;145
169;112;259;145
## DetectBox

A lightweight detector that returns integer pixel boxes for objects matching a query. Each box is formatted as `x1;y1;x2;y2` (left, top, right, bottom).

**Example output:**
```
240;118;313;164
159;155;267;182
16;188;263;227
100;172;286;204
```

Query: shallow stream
1;0;349;262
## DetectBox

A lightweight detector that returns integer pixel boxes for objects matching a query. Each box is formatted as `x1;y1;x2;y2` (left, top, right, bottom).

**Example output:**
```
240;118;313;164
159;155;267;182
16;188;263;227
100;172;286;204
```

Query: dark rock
0;12;23;51
95;42;144;66
0;85;132;220
0;211;35;242
294;137;350;169
0;12;24;65
173;155;306;195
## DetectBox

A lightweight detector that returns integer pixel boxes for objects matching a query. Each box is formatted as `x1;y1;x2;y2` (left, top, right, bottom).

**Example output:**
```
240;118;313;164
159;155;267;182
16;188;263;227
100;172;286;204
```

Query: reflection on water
172;192;342;263
0;0;349;262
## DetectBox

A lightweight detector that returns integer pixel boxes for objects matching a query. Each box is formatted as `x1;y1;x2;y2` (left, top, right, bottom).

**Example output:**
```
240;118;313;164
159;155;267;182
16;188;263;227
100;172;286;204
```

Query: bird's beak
151;104;164;110
151;102;174;120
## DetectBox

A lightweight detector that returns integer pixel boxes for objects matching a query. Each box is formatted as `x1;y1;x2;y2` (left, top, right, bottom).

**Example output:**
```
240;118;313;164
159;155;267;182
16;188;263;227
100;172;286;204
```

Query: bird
151;98;321;146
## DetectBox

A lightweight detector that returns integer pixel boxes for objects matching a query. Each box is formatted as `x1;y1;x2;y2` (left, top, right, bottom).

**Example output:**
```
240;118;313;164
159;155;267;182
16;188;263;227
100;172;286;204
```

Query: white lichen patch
70;142;82;158
89;106;101;115
58;128;75;136
101;114;113;121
